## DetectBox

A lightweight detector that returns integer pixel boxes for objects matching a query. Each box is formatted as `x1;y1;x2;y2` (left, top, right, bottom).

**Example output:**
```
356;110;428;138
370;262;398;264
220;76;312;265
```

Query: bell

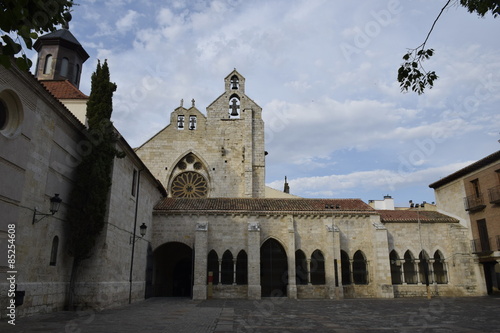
231;81;238;89
230;99;239;116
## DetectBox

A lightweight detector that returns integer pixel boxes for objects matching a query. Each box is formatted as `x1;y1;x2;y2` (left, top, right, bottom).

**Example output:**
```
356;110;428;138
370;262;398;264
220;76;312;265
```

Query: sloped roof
33;29;90;61
429;150;500;189
41;80;89;99
154;198;374;214
379;210;458;223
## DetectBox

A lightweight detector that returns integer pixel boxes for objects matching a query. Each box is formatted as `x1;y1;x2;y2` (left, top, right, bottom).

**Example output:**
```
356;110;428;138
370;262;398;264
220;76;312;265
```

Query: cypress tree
67;60;122;309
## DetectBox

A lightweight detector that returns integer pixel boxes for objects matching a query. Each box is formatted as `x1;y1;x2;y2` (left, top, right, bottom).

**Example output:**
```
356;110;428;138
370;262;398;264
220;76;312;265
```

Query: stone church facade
0;26;487;319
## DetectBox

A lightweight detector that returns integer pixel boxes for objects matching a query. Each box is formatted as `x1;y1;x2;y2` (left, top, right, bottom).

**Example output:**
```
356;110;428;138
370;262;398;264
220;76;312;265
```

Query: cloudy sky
31;0;500;206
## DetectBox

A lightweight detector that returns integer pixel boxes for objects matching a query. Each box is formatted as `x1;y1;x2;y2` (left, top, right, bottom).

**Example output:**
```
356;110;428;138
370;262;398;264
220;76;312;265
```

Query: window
403;250;417;284
229;95;240;118
340;250;350;285
390;250;402;285
43;54;53;74
207;250;219;285
236;250;248;285
131;169;138;196
418;251;431;285
221;250;233;285
433;251;448;284
471;179;481;198
352;250;368;285
60;57;69;77
230;75;239;89
177;115;185;129
0;90;23;138
189;115;197;130
310;250;326;285
49;236;59;266
295;250;308;285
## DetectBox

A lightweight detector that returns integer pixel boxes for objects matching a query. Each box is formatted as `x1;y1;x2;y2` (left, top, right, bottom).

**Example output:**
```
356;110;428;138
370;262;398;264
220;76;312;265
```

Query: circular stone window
171;171;208;198
177;161;187;170
194;162;202;170
0;90;23;138
185;155;195;164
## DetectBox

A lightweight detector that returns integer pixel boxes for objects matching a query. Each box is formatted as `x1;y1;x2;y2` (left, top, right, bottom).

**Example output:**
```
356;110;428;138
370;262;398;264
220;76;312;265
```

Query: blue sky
30;0;500;206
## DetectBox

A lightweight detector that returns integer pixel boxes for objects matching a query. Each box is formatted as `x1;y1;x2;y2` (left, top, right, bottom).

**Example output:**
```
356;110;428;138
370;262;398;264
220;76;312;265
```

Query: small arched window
60;57;69;77
49;236;59;266
390;250;402;285
236;250;248;285
353;250;368;285
230;75;239;89
228;95;240;118
43;54;53;74
433;251;448;284
207;250;219;285
403;250;417;284
310;250;326;285
221;250;234;285
295;250;307;285
418;250;431;285
340;250;351;285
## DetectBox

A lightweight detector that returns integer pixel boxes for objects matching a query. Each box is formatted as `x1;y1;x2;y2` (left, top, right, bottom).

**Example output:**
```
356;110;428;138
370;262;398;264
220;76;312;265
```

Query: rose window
171;171;208;198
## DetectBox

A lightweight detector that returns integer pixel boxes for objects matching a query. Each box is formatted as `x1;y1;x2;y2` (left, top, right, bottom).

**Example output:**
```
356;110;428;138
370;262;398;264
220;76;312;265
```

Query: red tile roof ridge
40;80;89;100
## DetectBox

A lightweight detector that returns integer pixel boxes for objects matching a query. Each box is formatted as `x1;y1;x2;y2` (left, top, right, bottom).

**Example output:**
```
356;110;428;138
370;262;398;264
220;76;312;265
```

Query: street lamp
130;223;147;244
33;194;62;224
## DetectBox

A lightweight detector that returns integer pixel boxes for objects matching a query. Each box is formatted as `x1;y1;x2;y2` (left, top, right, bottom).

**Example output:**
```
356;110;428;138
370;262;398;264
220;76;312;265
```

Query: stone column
193;222;208;300
287;215;297;299
247;221;261;299
327;223;342;299
218;259;222;285
307;259;312;285
415;259;422;285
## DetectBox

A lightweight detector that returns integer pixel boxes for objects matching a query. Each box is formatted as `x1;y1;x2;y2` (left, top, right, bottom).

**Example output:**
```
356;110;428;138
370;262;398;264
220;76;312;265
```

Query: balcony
464;193;486;212
471;236;500;254
488;185;500;204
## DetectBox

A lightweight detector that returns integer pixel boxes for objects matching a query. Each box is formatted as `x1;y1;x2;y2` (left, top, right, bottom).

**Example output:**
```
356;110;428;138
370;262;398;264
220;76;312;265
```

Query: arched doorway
260;238;288;297
153;242;193;297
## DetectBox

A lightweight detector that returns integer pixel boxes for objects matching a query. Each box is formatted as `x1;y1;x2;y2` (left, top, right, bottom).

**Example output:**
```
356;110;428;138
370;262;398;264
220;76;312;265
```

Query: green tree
66;60;123;310
0;0;74;70
398;0;499;94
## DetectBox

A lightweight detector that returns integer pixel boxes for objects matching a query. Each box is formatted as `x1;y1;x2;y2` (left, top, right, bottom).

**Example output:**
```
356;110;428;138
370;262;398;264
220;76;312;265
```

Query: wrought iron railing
464;193;486;211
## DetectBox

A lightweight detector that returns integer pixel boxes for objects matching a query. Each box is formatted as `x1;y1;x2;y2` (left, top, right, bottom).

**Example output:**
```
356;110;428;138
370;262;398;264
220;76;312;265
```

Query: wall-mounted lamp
32;194;62;224
130;222;147;244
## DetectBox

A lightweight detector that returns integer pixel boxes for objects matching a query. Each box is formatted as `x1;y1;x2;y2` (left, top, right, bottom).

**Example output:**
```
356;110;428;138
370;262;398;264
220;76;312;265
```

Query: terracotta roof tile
154;198;374;213
41;80;89;100
379;210;458;223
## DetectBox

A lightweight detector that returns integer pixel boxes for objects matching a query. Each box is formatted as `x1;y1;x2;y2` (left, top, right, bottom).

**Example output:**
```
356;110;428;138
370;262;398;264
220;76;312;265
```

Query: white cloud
116;10;141;34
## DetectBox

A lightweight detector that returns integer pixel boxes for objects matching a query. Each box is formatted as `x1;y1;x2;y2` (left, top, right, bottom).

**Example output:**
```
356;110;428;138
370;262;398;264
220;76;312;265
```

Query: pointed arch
221;250;234;285
340;250;351;285
418;250;431;285
207;250;219;285
236;250;248;285
389;250;402;285
260;238;288;297
353;250;368;285
433;250;448;284
43;54;53;74
295;249;307;285
310;249;326;285
403;250;417;284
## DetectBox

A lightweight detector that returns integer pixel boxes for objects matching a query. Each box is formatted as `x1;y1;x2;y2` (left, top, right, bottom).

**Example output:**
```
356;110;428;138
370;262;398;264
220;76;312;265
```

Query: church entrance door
260;238;288;297
153;242;193;297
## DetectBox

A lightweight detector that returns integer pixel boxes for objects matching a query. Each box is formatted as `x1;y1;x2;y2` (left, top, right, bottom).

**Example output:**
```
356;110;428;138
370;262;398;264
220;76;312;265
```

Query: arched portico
153;242;193;297
260;238;288;297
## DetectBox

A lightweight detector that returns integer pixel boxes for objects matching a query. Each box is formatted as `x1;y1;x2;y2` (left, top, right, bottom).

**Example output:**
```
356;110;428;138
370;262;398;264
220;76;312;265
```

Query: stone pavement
2;296;500;332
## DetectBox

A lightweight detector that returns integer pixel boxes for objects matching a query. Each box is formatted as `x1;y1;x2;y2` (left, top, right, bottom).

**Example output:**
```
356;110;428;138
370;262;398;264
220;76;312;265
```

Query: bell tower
206;69;266;197
33;14;89;88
